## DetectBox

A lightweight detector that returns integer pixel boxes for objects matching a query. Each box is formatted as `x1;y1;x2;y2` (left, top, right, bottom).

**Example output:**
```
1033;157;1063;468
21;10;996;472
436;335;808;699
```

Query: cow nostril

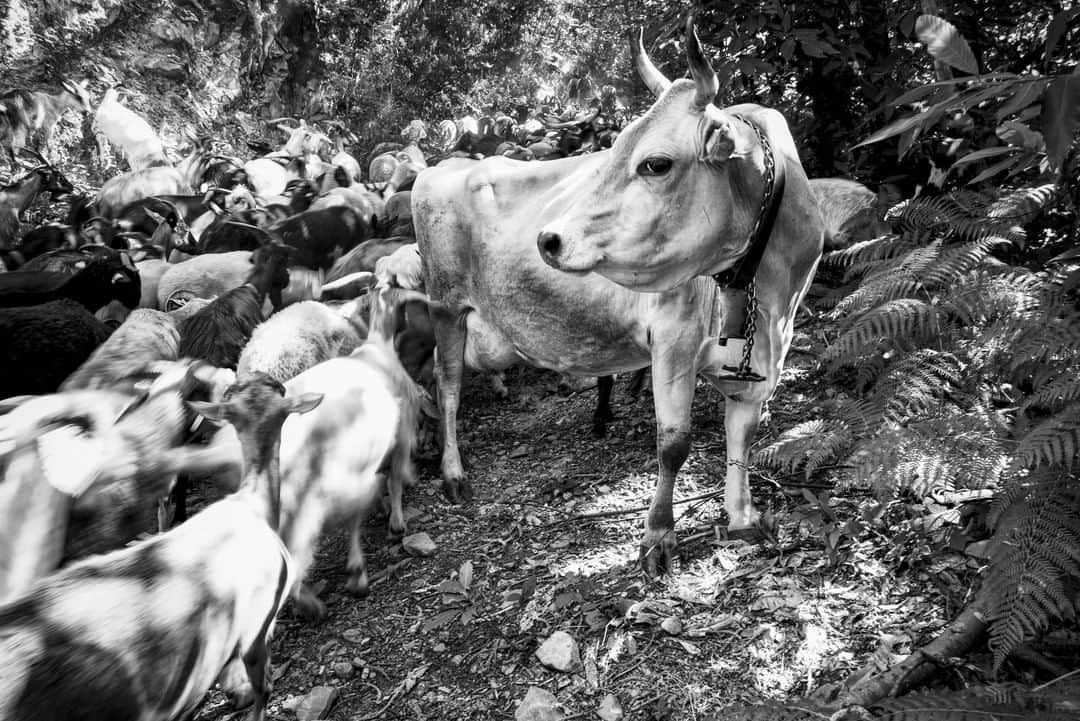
537;231;562;259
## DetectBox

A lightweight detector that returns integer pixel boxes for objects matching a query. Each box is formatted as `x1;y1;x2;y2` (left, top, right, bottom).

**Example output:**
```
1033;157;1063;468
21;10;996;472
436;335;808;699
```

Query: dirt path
197;345;955;720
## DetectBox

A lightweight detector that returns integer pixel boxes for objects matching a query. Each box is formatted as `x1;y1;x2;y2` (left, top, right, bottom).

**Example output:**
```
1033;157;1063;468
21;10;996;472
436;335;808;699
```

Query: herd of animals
0;21;888;721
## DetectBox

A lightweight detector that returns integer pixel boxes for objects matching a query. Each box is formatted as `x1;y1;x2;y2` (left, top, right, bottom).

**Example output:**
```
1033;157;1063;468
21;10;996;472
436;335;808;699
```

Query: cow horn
685;17;718;108
630;28;671;97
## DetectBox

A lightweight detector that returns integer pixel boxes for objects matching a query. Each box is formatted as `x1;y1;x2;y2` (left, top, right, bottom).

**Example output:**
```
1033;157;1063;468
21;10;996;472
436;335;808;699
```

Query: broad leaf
915;15;978;75
996;79;1050;122
949;146;1020;172
1042;74;1080;172
853;105;946;150
1045;8;1080;63
967;154;1025;185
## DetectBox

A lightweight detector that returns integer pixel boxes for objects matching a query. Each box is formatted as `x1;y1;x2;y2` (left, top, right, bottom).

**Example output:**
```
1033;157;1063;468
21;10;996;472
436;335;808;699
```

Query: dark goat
0;298;112;398
199;211;277;254
0;79;91;164
0;224;79;270
178;243;293;368
0;248;140;312
269;205;371;271
0;164;74;247
325;236;411;284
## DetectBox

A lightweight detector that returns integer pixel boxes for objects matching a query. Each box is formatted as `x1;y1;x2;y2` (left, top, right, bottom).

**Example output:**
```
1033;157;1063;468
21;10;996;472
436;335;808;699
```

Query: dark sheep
178;243;293;369
269;205;371;271
0;299;112;398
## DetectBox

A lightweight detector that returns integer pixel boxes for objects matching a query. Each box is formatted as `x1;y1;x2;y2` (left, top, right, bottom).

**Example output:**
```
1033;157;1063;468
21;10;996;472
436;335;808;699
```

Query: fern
1012;402;1080;470
826;298;941;365
983;469;1080;669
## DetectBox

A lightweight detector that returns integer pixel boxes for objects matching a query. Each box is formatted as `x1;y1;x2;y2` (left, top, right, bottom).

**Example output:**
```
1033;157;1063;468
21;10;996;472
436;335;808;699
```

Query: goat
0;79;91;165
93;142;211;219
0;456;296;721
269;205;371;271
381;190;413;237
325;236;411;285
177;243;293;368
275;285;436;620
93;86;168;170
0;163;75;248
0;361;238;599
1;223;79;271
0;247;141;312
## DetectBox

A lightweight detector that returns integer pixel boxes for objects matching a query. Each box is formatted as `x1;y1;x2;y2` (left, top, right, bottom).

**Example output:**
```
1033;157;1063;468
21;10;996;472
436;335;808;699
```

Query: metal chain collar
712;115;774;382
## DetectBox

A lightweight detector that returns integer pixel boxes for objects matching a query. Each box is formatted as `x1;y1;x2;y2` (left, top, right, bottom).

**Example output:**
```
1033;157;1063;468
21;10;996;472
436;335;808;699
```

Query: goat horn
629;27;672;97
319;271;375;295
685;17;718;108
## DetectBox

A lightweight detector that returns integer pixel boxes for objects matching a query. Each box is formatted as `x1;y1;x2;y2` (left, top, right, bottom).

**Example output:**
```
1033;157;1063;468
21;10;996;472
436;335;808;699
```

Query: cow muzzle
536;230;599;274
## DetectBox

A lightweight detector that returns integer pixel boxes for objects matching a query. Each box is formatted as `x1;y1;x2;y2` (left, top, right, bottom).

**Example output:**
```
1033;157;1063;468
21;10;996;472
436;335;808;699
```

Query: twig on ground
545;490;724;527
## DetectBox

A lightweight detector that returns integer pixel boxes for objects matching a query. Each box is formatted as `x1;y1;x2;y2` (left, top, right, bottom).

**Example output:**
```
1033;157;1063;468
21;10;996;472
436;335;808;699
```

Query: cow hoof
346;571;370;597
219;659;255;708
639;532;677;577
441;476;474;504
725;525;766;544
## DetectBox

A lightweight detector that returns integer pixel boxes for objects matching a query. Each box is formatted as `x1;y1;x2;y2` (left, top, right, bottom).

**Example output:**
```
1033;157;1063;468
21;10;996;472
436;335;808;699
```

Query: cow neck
711;114;786;292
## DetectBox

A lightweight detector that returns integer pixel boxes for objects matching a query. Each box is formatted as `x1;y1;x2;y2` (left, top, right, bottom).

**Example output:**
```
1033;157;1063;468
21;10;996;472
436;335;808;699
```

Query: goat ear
187;400;228;421
288;393;323;414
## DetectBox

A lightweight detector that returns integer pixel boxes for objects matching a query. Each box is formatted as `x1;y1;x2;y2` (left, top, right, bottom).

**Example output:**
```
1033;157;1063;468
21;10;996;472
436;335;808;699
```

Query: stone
515;686;562;721
402;532;437;557
535;630;582;673
295;686;338;721
660;617;683;635
332;661;354;679
597;693;624;721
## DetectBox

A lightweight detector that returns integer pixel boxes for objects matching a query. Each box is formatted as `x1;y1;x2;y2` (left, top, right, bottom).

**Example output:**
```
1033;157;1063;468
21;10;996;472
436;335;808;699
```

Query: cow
414;20;824;576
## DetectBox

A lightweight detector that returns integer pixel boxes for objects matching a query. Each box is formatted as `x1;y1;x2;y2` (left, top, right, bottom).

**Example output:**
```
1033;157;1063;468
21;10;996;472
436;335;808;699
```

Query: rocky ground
192;327;969;721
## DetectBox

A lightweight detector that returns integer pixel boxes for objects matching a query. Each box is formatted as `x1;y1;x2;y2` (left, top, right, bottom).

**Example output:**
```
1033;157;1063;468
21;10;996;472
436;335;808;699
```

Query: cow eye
637;157;673;176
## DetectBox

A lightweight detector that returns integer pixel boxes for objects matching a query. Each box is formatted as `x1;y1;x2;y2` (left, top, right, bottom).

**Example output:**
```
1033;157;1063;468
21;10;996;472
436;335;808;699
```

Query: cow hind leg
241;637;271;721
592;375;615;438
723;397;764;538
432;319;473;503
640;362;696;576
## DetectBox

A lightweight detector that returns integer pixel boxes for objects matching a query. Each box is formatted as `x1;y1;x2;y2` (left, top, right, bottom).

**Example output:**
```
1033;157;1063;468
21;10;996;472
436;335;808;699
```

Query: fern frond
826;299;941;364
822;234;914;270
829;275;923;319
987;183;1059;225
1013;402;1080;470
754;419;851;478
1022;374;1080;412
984;479;1080;669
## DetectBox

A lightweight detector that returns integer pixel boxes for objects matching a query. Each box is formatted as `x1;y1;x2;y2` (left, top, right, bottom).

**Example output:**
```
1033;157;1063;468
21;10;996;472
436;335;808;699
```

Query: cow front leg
724;397;763;536
432;322;473;503
640;362;696;576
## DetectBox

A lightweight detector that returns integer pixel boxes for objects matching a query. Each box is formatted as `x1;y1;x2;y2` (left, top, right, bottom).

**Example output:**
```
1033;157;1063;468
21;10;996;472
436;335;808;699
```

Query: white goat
93;87;168;171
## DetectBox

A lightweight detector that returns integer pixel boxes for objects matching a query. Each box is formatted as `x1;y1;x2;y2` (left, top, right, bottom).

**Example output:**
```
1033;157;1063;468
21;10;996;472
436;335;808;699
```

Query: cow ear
703;112;754;165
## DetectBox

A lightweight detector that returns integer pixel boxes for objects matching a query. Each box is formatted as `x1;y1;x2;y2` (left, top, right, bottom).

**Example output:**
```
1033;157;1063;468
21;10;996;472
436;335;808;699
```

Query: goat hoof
293;590;327;624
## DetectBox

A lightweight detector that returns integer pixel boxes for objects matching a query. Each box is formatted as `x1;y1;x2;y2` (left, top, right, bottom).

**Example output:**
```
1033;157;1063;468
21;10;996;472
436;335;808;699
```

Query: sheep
374;242;422;290
0;299;112;398
61;308;180;391
93;86;168;170
177;243;293;369
156;250;258;310
0;485;296;721
236;300;366;385
276;285;436;621
0;360;238;600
